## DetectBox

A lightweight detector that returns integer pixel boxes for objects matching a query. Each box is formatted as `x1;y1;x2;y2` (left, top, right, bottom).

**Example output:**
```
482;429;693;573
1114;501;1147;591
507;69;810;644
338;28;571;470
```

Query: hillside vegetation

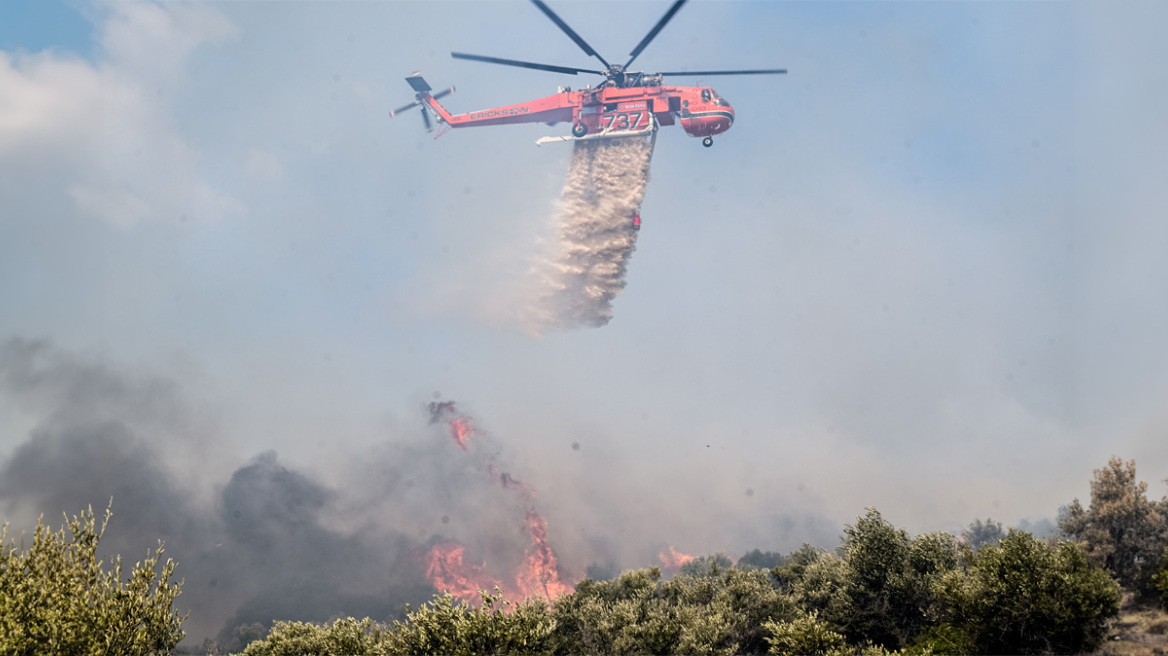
3;457;1167;655
235;456;1168;656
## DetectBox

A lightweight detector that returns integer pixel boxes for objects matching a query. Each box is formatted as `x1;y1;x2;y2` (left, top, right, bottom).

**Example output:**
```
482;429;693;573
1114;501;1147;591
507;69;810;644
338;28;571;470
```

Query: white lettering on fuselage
468;107;531;120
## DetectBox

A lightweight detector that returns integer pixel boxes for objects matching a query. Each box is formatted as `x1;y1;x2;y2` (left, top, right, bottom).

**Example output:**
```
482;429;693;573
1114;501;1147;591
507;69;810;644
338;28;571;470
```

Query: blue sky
2;0;1168;623
0;0;94;55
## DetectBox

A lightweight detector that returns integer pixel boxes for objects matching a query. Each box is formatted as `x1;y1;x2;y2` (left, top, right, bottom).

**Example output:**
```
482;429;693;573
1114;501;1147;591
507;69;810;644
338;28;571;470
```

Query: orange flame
658;545;695;570
424;399;574;605
449;416;475;450
424;512;573;605
516;510;572;600
425;542;507;602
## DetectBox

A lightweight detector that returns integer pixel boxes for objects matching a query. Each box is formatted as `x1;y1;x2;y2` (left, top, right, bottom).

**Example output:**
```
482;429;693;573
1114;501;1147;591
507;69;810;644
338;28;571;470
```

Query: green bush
771;543;825;589
240;617;387;656
737;549;785;570
237;505;1129;656
382;592;555;656
785;550;852;631
679;553;734;577
240;592;555;656
1059;457;1166;589
1153;546;1168;612
837;510;959;650
763;610;849;656
937;530;1120;654
961;519;1005;552
550;566;795;655
0;506;186;656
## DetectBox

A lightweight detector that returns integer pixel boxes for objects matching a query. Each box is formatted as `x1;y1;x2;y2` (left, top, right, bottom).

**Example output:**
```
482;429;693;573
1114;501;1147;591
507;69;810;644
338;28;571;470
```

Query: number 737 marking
605;111;644;131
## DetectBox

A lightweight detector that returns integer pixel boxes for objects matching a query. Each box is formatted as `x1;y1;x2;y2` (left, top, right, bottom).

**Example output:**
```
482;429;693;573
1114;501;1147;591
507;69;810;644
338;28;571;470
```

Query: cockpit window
701;88;712;103
714;98;729;107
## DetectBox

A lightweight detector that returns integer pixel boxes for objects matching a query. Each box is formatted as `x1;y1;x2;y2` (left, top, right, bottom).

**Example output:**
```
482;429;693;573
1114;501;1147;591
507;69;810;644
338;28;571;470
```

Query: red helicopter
391;0;785;148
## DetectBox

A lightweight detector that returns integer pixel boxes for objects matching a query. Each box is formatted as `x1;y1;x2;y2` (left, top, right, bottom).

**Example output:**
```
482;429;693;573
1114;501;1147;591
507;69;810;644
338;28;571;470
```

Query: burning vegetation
658;544;696;570
4;342;1165;655
424;400;573;605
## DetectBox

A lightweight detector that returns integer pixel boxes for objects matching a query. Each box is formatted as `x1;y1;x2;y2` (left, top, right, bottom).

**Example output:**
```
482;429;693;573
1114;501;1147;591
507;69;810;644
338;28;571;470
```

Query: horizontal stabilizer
406;74;431;92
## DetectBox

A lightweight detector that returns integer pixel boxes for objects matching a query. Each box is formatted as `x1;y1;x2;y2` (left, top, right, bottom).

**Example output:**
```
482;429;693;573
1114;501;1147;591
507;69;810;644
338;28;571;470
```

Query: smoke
526;135;656;332
422;401;571;603
0;337;841;649
0;339;462;647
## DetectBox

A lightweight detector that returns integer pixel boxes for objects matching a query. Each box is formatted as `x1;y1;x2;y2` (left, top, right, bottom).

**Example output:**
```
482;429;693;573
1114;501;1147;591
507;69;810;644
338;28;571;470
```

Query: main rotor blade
625;0;687;69
659;69;788;76
530;0;610;68
391;100;421;117
452;52;603;76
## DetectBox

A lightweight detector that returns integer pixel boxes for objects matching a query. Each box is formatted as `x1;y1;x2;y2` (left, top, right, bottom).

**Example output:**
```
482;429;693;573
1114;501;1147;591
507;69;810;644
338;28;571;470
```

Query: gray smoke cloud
0;337;841;649
526;135;656;332
0;339;517;649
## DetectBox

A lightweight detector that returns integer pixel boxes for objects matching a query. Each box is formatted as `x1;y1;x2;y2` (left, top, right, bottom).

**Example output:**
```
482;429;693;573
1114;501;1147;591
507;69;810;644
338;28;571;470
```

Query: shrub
549;566;795;655
1059;457;1166;589
240;617;387;656
763;610;849;656
738;549;785;570
1153;546;1168;612
0;506;186;655
937;530;1120;654
837;510;959;650
382;592;555;656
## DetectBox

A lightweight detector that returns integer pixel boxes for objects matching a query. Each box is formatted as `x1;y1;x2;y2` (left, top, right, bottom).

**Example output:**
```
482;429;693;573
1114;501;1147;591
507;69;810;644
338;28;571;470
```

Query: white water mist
526;135;656;332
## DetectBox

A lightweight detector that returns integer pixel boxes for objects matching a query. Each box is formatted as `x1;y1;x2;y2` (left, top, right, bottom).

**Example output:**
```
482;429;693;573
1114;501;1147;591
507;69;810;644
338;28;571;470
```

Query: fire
423;400;574;605
516;510;572;600
424;541;507;601
449;416;475;450
426;511;572;605
428;400;478;450
658;545;695;570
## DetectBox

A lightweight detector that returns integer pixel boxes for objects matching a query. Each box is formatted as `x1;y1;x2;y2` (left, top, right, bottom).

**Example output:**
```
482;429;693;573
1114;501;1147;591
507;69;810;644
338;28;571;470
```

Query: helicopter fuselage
421;82;734;141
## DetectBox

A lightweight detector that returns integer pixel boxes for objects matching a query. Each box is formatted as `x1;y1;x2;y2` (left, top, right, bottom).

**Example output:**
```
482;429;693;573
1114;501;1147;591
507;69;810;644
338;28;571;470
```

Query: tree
839;509;913;648
550;566;795;655
738;549;785;570
836;509;959;650
771;544;827;590
1153;546;1168;612
241;617;389;656
679;553;734;577
937;530;1120;654
961;518;1005;551
763;611;849;656
382;592;555;656
785;549;852;633
0;506;186;655
1059;457;1167;588
241;592;558;656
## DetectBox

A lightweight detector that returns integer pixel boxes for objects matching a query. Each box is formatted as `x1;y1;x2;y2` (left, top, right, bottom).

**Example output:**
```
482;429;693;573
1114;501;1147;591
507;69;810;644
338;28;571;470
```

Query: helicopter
390;0;786;148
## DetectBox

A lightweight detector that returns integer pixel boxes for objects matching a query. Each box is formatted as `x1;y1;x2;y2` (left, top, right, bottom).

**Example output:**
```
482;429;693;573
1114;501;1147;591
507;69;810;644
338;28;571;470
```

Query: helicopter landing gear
702;136;713;148
572;123;588;138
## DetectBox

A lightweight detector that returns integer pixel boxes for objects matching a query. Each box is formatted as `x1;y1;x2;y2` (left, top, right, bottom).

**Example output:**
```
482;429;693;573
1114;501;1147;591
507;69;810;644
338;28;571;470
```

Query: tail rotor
390;74;454;133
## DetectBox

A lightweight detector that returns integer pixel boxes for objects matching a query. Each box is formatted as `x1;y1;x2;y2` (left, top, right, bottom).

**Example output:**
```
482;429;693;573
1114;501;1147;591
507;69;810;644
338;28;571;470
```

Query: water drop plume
527;135;655;332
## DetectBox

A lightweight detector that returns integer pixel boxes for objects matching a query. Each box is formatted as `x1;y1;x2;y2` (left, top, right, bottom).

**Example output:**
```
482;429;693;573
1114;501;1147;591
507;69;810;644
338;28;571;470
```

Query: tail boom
407;74;574;130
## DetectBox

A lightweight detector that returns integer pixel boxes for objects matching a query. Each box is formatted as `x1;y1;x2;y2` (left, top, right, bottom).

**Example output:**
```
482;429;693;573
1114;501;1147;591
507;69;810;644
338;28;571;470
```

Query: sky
2;0;1168;643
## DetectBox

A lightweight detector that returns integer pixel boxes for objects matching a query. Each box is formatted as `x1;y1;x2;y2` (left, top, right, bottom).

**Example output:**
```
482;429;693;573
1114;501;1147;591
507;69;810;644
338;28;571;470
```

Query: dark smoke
0;337;841;649
0;339;439;647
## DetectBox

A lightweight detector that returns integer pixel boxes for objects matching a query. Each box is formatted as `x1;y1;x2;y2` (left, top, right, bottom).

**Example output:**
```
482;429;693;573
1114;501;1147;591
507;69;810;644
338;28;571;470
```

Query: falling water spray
527;134;656;332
